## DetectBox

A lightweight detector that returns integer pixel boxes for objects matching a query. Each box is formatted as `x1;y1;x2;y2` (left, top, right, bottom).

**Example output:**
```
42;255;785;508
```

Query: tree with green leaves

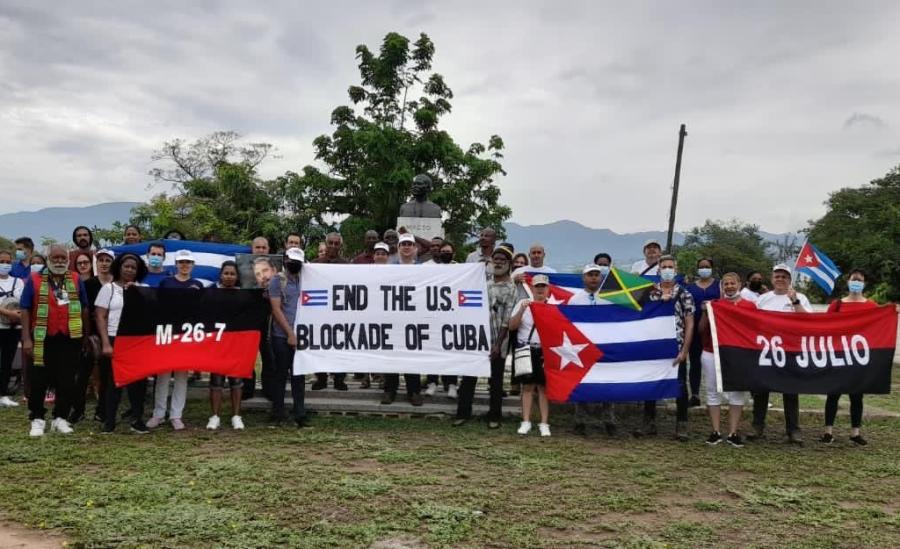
278;31;509;251
675;219;772;278
806;165;900;302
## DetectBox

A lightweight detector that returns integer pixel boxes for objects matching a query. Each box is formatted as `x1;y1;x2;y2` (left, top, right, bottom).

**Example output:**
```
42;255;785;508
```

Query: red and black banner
113;287;269;387
709;301;897;394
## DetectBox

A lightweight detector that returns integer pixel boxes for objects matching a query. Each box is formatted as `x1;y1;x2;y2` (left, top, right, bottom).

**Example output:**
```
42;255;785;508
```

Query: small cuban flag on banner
458;290;483;308
794;241;841;294
301;290;329;307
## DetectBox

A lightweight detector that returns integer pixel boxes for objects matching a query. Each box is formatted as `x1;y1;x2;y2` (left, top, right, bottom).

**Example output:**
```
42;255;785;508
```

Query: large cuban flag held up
530;301;680;402
111;240;251;287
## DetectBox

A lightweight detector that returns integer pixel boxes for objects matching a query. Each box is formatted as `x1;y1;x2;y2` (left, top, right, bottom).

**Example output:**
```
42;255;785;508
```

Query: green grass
0;400;899;548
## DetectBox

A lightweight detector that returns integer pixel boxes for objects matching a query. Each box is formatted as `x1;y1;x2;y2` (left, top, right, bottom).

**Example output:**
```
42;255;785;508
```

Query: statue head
411;174;432;200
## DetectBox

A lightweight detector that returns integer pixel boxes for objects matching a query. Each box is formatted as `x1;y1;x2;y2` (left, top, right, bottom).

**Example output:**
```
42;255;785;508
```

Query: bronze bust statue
398;174;442;218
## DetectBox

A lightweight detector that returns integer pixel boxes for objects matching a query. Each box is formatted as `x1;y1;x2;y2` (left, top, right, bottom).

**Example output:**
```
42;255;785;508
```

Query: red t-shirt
826;299;878;312
701;297;757;353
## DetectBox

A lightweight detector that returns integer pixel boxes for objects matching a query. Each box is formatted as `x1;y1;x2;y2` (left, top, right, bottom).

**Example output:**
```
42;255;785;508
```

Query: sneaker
334;381;349;391
849;435;868;446
29;419;46;437
424;383;437;397
408;393;424;406
706;431;723;445
145;416;164;429
310;380;327;391
206;415;221;430
171;418;185;431
538;423;551;437
726;433;745;448
51;417;74;434
452;418;468;427
231;416;245;430
380;391;395;405
787;431;803;445
130;420;149;434
689;396;701;408
517;421;532;435
99;425;115;435
487;421;501;430
0;396;19;407
447;385;458;399
819;433;835;444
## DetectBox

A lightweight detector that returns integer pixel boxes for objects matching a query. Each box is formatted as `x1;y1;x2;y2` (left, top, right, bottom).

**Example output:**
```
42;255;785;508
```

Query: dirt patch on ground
0;520;67;549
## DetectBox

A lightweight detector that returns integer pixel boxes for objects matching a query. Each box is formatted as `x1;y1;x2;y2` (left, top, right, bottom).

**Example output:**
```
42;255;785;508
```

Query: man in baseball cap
630;239;662;276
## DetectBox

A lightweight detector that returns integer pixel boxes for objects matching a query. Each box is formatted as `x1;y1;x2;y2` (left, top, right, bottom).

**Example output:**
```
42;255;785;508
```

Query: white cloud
1;1;899;233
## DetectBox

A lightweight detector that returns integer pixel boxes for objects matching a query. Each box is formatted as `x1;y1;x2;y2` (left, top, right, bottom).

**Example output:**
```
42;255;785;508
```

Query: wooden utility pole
665;124;687;254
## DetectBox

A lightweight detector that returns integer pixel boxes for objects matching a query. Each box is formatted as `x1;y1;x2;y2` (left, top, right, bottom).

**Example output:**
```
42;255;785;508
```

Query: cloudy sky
2;1;899;234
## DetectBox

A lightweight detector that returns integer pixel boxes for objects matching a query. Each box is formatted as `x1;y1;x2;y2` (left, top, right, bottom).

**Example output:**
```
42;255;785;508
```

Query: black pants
315;372;346;385
752;392;800;434
27;335;81;421
384;374;421;396
99;338;147;429
643;361;689;422
271;336;306;422
257;328;276;401
688;336;703;398
426;375;458;388
825;393;863;428
0;328;20;396
456;356;505;422
71;348;103;420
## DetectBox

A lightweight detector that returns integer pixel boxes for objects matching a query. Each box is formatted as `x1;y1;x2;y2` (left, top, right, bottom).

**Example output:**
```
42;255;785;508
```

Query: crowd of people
0;226;892;447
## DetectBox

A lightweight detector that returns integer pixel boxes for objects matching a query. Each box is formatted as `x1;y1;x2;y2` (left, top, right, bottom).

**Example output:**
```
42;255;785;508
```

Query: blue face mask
848;280;865;294
148;256;164;269
30;264;44;273
697;268;712;279
660;268;676;282
15;250;25;262
0;264;11;276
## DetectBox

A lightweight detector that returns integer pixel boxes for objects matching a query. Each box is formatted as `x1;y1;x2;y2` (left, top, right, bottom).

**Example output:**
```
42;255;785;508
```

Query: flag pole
665;124;688;254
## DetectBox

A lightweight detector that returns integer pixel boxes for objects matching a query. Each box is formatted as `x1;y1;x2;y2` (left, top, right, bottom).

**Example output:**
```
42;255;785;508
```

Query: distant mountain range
0;203;796;269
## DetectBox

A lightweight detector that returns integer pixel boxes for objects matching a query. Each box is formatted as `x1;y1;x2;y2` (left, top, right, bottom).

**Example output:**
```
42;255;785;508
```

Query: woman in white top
508;274;551;437
95;253;150;434
0;250;23;407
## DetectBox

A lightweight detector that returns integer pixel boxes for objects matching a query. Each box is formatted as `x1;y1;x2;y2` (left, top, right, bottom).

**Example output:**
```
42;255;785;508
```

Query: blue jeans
270;337;306;423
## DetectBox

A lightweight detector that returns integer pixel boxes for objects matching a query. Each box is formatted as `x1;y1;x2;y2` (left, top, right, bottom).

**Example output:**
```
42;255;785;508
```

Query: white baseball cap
583;264;602;274
285;247;306;262
398;233;416;244
95;249;115;259
174;249;195;263
643;239;661;250
772;263;792;275
532;274;550;286
374;242;390;253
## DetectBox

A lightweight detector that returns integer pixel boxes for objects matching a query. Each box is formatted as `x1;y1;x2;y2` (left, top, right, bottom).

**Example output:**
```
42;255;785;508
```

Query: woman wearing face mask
206;261;246;431
636;255;695;441
686;259;720;407
0;251;23;407
697;273;754;447
821;269;881;446
30;254;46;274
740;271;767;303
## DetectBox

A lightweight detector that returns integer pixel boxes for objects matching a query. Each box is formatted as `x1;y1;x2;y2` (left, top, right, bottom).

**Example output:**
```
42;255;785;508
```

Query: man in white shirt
748;263;812;445
465;228;496;265
630;239;662;276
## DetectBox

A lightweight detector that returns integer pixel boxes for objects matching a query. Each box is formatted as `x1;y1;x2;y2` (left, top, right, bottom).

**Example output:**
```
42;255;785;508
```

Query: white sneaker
206;415;220;430
171;418;185;431
0;396;19;407
424;383;437;396
231;416;244;430
29;419;45;437
538;423;551;437
517;421;532;435
146;416;163;429
51;417;74;434
447;385;458;399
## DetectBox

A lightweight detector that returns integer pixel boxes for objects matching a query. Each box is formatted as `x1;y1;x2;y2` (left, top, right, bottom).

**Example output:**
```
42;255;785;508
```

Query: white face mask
660;268;676;282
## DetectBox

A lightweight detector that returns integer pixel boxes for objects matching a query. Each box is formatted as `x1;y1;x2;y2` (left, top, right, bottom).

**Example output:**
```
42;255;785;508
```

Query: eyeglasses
76;261;91;266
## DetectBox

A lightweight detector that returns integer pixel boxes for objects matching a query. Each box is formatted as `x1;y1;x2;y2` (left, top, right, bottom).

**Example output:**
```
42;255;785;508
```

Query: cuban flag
522;270;662;308
794;241;841;294
530;301;680;402
458;290;483;308
301;290;329;307
111;240;250;287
